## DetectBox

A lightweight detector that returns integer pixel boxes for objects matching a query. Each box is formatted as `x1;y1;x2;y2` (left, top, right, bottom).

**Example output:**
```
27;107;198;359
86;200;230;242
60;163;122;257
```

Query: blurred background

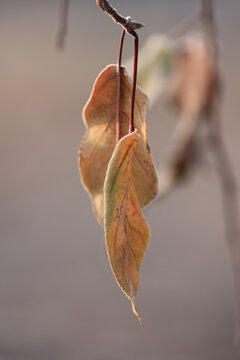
1;0;240;359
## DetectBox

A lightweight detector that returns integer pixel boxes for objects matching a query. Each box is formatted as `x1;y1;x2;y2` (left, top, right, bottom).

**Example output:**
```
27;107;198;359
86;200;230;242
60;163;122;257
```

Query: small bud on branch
96;0;144;36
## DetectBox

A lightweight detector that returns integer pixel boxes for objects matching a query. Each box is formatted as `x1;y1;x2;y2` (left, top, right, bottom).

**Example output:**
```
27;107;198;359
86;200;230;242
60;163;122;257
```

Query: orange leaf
79;65;157;224
104;131;150;322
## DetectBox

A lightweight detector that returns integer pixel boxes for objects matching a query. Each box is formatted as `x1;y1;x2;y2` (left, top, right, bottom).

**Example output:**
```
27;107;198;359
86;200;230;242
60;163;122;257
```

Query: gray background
0;0;240;359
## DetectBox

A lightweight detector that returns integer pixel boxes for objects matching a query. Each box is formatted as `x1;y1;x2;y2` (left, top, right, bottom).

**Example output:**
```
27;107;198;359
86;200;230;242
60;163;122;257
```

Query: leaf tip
131;300;142;324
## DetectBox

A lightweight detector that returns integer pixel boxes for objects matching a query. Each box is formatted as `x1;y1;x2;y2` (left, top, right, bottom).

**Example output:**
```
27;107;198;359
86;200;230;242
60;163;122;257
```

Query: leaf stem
129;33;139;134
96;1;142;136
116;29;126;142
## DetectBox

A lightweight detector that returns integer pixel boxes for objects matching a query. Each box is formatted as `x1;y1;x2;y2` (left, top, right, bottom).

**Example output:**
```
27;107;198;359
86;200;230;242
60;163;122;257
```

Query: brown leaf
158;137;198;198
169;34;217;119
104;131;150;322
79;65;158;224
157;34;217;198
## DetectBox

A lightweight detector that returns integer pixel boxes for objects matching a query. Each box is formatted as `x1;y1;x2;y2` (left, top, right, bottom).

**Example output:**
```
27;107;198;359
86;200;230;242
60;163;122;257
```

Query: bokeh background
1;0;240;359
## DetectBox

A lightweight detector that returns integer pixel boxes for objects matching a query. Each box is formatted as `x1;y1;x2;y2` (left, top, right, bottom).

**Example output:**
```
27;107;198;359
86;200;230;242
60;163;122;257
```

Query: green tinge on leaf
104;131;150;322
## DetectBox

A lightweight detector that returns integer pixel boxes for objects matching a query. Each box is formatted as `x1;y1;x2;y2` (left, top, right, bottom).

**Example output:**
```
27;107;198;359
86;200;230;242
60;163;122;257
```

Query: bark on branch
96;0;144;36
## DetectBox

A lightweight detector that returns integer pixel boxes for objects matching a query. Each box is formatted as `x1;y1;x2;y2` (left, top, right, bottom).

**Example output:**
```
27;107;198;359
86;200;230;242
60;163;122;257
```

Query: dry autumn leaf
79;64;157;224
158;138;198;198
158;33;217;198
104;130;150;322
169;33;216;119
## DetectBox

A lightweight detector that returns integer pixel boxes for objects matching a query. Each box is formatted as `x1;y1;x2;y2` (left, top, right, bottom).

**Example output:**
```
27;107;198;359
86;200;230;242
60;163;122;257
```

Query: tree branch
202;1;240;350
207;99;240;351
96;0;144;37
55;0;69;50
202;0;214;22
201;0;218;56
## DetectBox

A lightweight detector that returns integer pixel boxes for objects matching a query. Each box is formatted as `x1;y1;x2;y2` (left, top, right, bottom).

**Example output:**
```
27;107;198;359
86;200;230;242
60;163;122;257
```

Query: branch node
96;0;144;37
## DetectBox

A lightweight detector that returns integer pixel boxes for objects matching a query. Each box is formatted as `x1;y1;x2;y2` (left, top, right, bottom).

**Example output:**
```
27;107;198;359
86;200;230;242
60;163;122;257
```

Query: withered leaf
158;34;217;198
79;65;157;224
104;131;150;322
158;137;198;198
169;33;217;120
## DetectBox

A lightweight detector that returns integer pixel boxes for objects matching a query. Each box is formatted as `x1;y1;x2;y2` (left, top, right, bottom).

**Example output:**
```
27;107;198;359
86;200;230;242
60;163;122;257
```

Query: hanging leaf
104;131;150;322
157;33;217;198
169;33;216;119
79;65;158;224
158;137;198;198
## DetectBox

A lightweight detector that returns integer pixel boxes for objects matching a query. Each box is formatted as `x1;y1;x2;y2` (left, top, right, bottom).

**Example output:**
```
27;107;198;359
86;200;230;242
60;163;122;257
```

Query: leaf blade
104;131;150;321
79;65;158;224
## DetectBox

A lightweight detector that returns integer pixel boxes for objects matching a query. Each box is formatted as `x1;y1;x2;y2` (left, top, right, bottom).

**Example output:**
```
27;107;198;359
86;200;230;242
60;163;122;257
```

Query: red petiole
116;29;126;143
116;29;139;142
129;32;138;134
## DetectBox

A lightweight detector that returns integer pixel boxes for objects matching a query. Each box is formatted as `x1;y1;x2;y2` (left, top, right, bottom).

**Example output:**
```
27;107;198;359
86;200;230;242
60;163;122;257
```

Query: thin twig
202;0;214;23
202;0;240;349
207;99;240;350
167;12;200;37
96;0;144;36
116;29;126;142
55;0;69;50
201;0;218;57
